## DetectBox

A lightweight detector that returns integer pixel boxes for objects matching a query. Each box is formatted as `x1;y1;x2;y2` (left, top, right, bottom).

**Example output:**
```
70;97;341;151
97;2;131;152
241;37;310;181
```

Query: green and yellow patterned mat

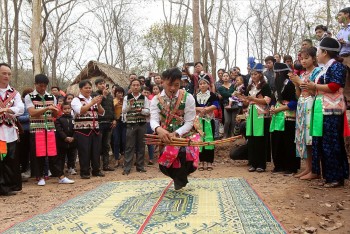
4;178;286;233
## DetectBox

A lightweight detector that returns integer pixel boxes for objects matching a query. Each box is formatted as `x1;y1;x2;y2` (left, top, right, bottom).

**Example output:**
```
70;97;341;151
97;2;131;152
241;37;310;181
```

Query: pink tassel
35;130;46;157
47;130;57;156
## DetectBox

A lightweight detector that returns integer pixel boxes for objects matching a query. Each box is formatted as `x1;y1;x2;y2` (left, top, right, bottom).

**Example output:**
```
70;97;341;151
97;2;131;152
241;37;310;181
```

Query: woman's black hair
78;80;92;89
339;7;350;15
64;93;74;102
247;71;266;92
114;85;125;96
274;70;289;101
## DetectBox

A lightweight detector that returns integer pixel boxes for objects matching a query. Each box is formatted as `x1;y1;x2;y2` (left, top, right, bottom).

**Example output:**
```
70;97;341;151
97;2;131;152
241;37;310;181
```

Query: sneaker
248;167;256;172
256;168;265;173
38;179;46;186
22;169;31;178
48;170;52;177
21;172;30;179
59;177;75;184
68;168;77;175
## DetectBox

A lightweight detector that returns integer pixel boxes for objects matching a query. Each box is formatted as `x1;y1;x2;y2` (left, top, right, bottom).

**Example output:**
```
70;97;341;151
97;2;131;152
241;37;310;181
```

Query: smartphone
106;84;110;89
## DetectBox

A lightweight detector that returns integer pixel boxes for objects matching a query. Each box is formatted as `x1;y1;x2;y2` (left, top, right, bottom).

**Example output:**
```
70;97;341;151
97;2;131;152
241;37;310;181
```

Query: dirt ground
1;141;349;234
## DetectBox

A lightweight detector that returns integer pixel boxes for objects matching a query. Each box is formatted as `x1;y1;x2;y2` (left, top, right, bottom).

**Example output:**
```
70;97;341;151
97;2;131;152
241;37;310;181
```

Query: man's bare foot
294;169;310;178
300;172;319;180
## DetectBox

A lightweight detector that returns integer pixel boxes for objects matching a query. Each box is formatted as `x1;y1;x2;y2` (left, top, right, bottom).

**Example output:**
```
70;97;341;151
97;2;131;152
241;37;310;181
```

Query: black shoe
1;191;17;196
271;168;283;173
136;168;147;173
81;175;91;179
103;167;115;171
148;161;154;166
92;172;105;177
122;170;130;175
174;182;184;190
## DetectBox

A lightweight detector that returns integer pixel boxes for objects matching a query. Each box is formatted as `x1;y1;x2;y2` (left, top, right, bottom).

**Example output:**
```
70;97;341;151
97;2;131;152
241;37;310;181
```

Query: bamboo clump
145;134;242;147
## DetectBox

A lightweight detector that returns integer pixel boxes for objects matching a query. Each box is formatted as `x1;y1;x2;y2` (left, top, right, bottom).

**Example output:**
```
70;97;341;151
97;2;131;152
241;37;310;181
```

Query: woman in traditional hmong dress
290;48;321;180
269;63;300;175
243;64;272;172
194;75;219;171
308;37;349;187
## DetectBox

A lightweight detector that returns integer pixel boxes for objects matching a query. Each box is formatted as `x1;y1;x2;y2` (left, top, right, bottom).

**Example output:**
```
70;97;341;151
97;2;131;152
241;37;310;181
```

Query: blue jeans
146;122;154;160
113;121;126;160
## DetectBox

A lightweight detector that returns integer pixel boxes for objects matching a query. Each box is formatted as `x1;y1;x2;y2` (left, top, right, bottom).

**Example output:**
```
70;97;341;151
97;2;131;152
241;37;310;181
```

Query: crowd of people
0;7;350;195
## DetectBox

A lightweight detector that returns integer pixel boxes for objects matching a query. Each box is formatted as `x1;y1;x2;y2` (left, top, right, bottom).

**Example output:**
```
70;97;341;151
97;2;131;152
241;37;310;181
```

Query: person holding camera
92;79;117;172
183;62;215;94
71;80;105;179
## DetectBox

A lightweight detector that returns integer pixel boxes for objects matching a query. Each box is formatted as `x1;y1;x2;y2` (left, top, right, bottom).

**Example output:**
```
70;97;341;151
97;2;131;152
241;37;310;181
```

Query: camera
185;62;195;66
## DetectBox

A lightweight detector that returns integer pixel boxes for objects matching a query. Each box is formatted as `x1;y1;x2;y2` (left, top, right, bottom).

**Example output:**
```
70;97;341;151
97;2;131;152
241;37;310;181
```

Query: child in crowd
226;75;245;109
151;85;162;99
233;114;245;136
142;87;155;165
55;102;77;175
112;86;126;168
290;47;321;180
55;96;65;118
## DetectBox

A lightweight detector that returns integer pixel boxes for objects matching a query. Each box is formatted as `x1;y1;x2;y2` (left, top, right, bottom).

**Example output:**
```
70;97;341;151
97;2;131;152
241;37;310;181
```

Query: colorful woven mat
4;178;286;233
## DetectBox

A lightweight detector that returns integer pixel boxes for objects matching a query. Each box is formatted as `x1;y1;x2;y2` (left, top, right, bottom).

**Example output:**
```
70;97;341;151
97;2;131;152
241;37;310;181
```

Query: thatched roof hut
67;60;129;96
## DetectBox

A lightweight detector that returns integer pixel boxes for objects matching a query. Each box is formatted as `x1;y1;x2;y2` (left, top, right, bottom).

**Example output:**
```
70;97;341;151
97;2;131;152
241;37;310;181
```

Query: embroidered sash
0;141;7;161
35;130;57;157
199;118;214;151
246;104;264;136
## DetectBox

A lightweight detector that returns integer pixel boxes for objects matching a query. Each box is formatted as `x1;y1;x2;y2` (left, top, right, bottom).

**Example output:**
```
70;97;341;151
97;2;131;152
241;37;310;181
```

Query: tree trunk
192;0;200;62
12;0;22;86
326;0;331;27
31;0;42;75
4;0;11;66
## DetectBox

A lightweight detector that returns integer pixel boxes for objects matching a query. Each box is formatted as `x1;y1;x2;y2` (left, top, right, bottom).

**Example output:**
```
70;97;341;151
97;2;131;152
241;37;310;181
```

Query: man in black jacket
93;79;117;171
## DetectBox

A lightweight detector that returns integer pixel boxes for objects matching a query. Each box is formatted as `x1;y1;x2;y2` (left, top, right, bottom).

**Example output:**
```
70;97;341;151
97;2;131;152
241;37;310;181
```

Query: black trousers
0;141;21;195
159;149;196;188
30;133;63;178
16;130;31;172
271;121;300;172
57;145;77;172
74;131;102;176
230;143;248;160
99;123;112;168
247;120;270;169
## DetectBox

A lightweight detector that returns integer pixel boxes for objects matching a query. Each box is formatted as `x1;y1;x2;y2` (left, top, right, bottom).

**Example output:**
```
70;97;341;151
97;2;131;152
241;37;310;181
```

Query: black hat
319;37;341;52
198;73;211;84
273;63;292;72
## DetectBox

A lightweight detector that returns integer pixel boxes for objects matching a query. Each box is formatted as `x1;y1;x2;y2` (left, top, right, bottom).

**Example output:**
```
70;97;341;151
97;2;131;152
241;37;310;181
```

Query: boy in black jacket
55;102;77;175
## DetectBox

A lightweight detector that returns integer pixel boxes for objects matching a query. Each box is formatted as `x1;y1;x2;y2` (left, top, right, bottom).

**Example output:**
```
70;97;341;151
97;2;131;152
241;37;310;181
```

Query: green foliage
143;22;193;73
